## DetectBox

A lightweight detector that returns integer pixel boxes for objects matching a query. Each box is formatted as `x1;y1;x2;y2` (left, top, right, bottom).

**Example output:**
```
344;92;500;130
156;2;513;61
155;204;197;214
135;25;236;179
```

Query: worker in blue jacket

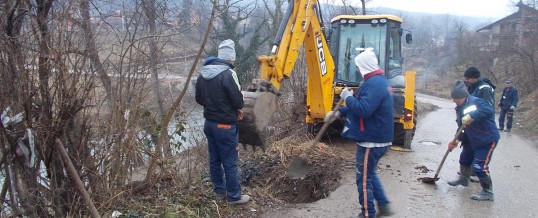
456;67;496;182
325;48;394;217
448;80;500;201
498;79;519;132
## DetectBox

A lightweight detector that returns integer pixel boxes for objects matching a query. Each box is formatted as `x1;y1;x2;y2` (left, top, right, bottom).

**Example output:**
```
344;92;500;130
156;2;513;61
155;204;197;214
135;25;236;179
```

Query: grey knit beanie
218;39;236;62
451;80;470;99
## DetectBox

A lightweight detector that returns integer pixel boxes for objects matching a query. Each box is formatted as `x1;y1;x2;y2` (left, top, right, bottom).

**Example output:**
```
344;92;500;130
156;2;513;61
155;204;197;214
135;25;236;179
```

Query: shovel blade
418;176;440;184
287;156;312;179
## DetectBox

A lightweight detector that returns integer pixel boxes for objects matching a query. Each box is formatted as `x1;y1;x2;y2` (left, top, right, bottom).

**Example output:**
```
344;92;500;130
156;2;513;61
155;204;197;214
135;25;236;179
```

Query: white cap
354;48;379;77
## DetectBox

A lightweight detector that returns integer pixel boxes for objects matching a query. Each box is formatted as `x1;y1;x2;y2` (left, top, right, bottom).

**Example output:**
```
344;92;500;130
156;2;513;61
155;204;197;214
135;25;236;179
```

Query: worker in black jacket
195;39;249;205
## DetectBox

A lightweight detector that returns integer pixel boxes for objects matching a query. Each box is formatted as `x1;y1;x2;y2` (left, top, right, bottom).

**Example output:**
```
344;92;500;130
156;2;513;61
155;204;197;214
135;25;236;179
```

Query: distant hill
371;6;502;30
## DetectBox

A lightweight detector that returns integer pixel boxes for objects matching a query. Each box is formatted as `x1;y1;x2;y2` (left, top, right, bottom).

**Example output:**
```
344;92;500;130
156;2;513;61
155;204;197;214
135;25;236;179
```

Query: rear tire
393;122;406;146
307;123;316;136
393;99;417;149
403;129;413;149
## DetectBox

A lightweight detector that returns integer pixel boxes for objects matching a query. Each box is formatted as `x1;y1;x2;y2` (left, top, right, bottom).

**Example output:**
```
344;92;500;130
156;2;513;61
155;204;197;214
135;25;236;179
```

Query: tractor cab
326;14;417;149
327;15;411;88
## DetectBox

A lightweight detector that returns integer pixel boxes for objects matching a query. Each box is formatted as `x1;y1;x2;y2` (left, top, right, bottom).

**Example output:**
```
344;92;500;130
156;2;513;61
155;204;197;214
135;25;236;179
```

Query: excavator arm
239;0;335;150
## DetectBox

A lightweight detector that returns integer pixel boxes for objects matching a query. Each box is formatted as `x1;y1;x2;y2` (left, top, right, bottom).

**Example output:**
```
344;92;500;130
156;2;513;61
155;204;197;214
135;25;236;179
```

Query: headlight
371;19;379;24
380;19;387;23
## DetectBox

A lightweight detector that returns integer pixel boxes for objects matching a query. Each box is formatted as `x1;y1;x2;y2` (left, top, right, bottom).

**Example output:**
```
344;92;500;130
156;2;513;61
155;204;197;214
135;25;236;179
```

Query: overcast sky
368;0;519;18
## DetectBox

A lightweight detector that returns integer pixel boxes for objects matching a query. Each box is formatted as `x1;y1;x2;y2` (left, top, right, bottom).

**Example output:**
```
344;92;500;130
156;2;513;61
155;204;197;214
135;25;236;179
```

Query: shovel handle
433;125;466;179
307;98;345;152
450;125;466;145
433;148;450;179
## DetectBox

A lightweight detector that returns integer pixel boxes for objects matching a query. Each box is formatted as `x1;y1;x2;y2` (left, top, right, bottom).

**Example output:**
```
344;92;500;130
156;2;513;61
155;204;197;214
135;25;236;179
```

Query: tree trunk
79;0;116;111
142;0;170;157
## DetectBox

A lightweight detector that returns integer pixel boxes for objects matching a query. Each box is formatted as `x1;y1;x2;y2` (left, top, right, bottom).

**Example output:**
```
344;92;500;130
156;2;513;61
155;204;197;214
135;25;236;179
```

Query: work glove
340;88;353;101
324;111;341;123
462;114;473;126
510;105;515;110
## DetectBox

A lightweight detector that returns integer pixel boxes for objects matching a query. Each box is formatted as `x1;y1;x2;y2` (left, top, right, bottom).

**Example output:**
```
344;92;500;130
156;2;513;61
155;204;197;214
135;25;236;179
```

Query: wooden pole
54;139;100;218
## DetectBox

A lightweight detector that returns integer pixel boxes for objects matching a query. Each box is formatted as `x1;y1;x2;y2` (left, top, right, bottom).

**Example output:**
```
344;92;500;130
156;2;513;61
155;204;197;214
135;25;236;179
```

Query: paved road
261;94;538;218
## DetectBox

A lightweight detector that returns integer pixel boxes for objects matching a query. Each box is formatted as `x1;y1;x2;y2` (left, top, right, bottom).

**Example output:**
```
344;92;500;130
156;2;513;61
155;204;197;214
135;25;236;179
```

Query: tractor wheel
403;129;413;149
393;98;418;149
393;123;405;146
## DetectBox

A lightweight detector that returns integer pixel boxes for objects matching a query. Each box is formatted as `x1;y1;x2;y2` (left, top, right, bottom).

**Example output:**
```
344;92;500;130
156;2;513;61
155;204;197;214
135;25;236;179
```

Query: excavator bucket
238;90;278;151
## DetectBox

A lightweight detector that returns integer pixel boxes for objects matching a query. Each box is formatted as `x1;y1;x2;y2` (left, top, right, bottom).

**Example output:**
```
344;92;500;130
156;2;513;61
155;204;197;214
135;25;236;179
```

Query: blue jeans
204;120;242;201
356;146;390;218
498;108;513;129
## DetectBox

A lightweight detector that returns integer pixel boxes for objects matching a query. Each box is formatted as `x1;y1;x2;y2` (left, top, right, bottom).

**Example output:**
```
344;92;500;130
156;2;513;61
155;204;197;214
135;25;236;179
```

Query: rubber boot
469;171;479;183
471;176;494;201
448;165;470;187
378;203;394;216
458;171;479;182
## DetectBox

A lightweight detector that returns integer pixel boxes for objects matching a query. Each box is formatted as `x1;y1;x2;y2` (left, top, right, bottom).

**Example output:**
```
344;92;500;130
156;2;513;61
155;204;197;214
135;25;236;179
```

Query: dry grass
270;133;335;165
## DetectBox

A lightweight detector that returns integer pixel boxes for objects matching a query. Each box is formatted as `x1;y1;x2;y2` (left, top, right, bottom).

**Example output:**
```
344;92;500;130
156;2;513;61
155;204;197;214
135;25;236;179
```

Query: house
477;1;538;51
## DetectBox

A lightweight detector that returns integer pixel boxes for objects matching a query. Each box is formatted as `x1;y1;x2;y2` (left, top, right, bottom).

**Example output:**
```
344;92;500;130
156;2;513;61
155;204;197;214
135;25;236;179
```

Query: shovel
419;124;466;184
288;99;345;179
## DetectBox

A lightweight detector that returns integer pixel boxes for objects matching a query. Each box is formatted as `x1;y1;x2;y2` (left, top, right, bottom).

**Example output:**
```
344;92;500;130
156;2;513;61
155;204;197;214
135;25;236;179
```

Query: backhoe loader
238;0;417;150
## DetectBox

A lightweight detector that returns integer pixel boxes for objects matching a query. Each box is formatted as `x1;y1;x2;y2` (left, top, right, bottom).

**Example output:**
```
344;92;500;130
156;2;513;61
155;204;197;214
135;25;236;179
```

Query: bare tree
0;0;215;216
144;0;218;185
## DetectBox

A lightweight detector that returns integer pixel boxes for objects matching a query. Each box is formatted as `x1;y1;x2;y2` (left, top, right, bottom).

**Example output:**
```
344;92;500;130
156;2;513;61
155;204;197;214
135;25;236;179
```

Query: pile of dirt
263;154;341;204
241;135;345;204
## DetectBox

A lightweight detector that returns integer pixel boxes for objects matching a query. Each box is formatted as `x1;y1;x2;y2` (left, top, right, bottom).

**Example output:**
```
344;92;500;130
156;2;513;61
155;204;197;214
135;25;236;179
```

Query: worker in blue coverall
498;79;519;132
455;67;496;182
448;80;500;201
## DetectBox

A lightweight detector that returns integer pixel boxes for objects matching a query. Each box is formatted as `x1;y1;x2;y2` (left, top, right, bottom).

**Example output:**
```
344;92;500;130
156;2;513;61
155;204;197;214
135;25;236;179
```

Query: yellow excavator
238;0;417;150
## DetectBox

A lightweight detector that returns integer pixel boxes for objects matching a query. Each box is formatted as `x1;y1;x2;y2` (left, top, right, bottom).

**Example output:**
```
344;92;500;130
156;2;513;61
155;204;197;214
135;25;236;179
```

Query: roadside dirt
220;100;440;217
239;136;352;202
108;97;442;218
111;94;537;218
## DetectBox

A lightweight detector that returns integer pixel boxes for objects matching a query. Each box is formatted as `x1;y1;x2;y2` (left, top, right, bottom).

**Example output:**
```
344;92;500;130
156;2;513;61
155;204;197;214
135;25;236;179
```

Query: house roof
477;1;538;32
